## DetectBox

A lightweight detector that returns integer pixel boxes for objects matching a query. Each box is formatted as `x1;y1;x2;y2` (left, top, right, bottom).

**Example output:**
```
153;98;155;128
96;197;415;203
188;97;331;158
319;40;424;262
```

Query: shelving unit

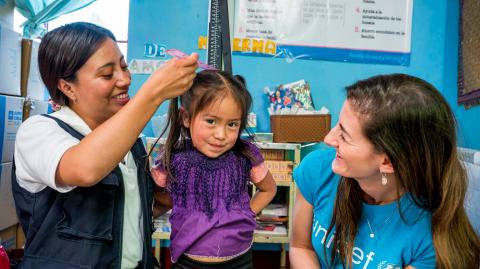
151;141;301;269
152;230;170;264
253;142;300;269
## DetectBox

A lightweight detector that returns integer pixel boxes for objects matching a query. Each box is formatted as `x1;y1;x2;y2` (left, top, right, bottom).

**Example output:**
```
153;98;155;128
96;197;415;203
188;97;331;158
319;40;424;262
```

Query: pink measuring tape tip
165;49;217;70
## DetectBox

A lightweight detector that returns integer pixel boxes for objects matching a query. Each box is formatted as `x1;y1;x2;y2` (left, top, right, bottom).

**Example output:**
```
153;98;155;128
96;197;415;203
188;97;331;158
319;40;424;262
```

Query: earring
381;173;388;186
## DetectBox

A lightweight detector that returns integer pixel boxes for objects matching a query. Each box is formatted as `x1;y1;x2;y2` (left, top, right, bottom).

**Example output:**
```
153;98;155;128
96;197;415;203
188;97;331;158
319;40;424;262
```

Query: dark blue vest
11;115;156;269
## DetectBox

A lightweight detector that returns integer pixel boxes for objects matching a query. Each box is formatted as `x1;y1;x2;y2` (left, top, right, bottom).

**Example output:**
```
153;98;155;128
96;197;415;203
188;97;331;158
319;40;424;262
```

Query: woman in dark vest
12;22;198;269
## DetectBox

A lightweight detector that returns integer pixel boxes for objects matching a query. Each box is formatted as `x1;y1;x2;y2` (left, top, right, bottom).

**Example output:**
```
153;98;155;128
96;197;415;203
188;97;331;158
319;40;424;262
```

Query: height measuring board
207;0;232;72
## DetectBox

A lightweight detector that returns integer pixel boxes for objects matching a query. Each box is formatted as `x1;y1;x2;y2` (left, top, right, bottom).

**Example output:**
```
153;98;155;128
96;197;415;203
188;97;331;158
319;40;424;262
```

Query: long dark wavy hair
325;74;480;268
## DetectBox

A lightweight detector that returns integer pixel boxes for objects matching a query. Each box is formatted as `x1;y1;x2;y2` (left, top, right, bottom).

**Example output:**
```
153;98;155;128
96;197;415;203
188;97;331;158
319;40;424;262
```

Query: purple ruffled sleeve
243;140;264;166
243;140;269;183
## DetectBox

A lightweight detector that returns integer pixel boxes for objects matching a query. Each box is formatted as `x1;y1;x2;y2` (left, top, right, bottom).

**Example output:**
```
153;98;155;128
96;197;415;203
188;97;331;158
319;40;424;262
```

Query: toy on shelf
265;79;314;113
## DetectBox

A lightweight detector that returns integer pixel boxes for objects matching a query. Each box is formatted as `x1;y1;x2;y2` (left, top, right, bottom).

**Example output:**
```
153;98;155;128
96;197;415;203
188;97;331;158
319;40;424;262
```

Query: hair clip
165;49;217;70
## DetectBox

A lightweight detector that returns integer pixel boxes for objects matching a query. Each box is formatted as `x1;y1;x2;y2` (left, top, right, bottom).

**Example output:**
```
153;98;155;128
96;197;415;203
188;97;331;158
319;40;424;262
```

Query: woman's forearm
289;246;321;269
250;172;277;214
56;56;198;187
250;188;276;214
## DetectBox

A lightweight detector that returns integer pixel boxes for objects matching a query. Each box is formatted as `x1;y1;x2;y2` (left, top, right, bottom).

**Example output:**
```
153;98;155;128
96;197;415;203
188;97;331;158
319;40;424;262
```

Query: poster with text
233;0;413;65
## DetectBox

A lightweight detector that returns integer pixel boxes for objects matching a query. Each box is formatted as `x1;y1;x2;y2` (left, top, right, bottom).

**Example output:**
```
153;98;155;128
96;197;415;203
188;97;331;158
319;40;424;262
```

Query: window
14;0;129;59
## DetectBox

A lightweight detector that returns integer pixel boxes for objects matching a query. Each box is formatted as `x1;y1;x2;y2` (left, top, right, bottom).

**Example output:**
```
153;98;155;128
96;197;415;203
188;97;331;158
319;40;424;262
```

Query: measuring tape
207;0;232;73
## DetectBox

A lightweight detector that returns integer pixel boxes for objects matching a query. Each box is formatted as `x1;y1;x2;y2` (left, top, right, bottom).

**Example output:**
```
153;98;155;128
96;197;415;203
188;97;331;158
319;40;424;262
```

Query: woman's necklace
366;208;397;238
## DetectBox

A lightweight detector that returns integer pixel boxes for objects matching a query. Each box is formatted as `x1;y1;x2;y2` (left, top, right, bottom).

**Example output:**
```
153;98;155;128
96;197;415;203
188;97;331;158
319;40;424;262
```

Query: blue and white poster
233;0;413;66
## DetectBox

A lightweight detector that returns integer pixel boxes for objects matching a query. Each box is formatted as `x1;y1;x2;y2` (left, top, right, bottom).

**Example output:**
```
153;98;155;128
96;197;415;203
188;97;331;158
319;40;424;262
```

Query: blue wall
128;0;480;150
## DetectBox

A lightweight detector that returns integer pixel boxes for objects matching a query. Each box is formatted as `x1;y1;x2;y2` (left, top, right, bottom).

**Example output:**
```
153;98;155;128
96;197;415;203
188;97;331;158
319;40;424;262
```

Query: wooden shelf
253;234;289;244
254;141;301;151
152;231;170;240
274;181;293;187
253;142;300;269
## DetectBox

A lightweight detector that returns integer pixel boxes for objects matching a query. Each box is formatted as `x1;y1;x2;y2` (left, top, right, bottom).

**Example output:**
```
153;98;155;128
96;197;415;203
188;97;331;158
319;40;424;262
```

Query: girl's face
183;94;242;158
324;100;386;182
65;38;131;129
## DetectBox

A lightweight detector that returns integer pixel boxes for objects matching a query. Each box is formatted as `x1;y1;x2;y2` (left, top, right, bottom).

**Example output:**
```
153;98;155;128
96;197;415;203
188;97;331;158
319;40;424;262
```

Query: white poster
233;0;413;65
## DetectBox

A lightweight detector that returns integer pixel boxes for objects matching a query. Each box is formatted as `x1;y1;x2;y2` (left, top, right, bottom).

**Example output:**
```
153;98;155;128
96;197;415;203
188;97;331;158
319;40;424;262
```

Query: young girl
151;70;277;268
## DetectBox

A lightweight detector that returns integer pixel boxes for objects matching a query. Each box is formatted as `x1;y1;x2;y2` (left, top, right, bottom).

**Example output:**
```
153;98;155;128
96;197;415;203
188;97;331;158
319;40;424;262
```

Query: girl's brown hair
152;70;253;181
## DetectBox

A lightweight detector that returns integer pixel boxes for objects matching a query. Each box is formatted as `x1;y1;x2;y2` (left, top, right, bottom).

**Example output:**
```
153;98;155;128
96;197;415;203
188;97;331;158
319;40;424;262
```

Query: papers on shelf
153;210;171;233
257;214;288;224
261;204;288;217
255;224;287;236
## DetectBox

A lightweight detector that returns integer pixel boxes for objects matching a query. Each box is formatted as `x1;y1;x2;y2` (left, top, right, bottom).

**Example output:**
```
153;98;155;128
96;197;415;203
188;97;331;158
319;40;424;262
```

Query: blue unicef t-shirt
293;148;436;269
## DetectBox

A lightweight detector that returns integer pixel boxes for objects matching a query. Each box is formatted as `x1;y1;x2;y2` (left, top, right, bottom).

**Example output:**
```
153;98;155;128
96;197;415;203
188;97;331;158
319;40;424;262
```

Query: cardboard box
23;99;52;121
271;172;292;182
265;160;293;173
16;223;25;249
21;38;49;101
0;24;21;96
260;149;285;161
20;39;32;97
0;162;17;231
270;114;331;143
0;0;15;30
0;224;16;250
0;95;24;163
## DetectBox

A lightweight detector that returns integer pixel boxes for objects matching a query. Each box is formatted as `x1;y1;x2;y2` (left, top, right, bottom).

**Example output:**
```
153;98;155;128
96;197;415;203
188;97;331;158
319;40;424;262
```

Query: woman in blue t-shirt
290;74;480;269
